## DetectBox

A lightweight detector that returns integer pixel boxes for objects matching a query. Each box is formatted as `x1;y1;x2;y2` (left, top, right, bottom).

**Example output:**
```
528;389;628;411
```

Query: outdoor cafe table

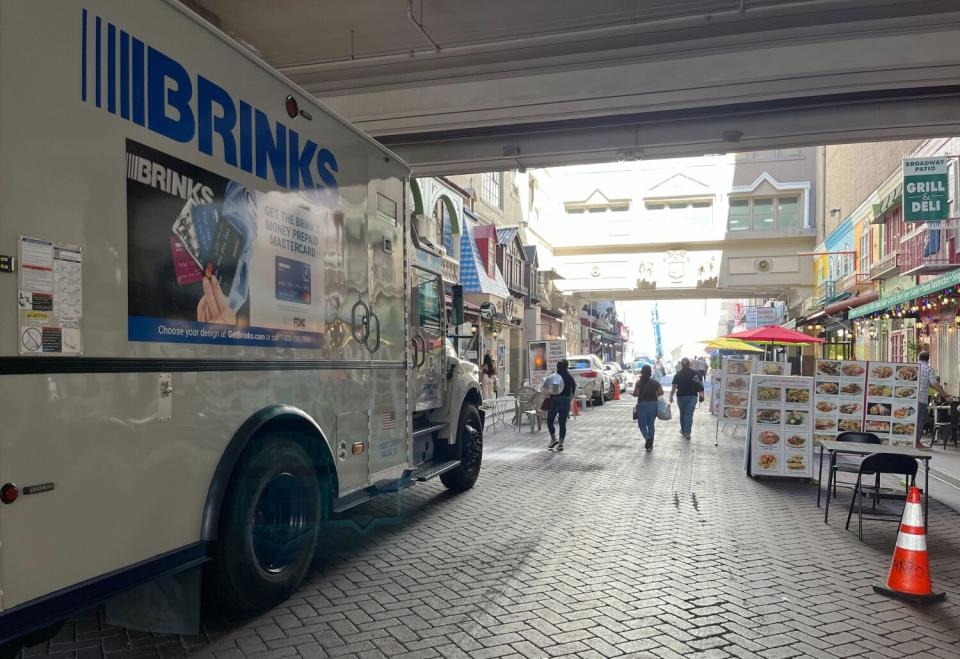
816;440;931;530
480;396;516;433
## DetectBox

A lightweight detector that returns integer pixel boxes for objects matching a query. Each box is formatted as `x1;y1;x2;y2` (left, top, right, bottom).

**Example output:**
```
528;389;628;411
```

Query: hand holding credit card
196;275;237;324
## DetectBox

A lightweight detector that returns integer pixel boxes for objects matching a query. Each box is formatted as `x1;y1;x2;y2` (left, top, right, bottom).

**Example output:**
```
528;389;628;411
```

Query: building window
728;199;750;231
860;224;871;272
736;148;803;161
645;199;713;227
727;195;803;231
481;172;503;210
777;197;800;229
565;201;630;213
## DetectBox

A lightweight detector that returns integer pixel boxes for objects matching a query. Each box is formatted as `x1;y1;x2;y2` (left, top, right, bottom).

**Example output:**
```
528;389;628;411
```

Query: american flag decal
381;411;396;430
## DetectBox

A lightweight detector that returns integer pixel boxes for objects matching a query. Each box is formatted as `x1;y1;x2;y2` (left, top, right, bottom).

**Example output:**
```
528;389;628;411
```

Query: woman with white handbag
632;364;664;450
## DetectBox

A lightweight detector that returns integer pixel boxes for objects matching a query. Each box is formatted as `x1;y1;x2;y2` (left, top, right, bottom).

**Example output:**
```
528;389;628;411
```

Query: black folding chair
832;431;882;497
934;401;960;449
845;453;918;541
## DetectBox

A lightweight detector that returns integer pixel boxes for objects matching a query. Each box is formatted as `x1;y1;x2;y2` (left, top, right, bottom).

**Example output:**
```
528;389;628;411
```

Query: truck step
412;423;447;439
411;460;461;482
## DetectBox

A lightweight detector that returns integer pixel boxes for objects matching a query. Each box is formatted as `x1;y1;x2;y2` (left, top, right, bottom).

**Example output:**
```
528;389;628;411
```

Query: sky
617;299;722;363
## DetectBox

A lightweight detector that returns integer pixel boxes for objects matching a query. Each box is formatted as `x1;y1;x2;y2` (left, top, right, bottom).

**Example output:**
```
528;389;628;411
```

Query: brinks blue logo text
82;9;339;204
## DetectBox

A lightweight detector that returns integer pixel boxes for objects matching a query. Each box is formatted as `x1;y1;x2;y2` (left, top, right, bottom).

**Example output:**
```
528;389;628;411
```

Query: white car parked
567;354;613;405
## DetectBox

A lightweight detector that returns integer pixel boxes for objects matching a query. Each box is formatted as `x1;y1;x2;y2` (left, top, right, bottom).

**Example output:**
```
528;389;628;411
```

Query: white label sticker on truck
18;237;83;355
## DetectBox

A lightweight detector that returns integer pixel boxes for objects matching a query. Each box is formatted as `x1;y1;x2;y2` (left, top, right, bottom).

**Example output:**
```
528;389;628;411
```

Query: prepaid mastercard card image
169;236;204;286
204;218;245;297
171;198;201;266
275;256;311;304
190;203;220;264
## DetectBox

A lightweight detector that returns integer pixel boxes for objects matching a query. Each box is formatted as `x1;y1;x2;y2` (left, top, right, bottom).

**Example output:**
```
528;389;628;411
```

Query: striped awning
871;184;902;224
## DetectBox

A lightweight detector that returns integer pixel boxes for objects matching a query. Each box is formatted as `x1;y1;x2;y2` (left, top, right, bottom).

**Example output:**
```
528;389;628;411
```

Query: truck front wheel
439;403;483;492
212;438;322;610
0;639;22;659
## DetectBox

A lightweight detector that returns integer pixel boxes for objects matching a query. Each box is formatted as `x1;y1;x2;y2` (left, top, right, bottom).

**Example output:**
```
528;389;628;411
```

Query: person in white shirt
917;351;951;449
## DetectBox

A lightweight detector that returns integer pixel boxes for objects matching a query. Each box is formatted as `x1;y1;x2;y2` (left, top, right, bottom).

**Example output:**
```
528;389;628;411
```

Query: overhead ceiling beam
377;91;960;176
561;286;803;301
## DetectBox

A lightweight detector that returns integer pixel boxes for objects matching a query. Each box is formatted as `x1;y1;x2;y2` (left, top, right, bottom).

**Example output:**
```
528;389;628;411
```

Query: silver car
567;354;613;405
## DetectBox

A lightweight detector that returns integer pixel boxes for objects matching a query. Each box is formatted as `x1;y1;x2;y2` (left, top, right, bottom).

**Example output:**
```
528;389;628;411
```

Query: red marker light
285;95;299;119
0;483;18;504
583;370;598;378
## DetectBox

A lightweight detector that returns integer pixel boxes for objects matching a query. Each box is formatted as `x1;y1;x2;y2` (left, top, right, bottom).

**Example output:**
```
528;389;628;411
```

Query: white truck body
0;0;482;645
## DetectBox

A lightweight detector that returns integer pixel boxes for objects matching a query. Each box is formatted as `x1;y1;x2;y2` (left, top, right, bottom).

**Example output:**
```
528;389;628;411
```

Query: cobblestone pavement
27;402;960;658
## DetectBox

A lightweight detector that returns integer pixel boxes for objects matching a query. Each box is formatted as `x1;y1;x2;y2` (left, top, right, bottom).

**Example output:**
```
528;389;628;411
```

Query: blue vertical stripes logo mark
80;8;340;205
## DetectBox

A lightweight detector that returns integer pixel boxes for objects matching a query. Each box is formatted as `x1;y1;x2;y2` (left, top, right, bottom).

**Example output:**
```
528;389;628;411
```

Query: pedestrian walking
670;357;704;439
695;355;708;381
481;350;497;399
632;364;663;450
916;351;951;449
546;359;577;451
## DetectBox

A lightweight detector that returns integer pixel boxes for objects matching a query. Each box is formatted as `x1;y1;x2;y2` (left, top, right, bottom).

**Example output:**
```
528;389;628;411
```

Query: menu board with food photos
813;359;868;444
720;359;792;427
813;359;921;447
758;361;792;376
865;361;920;446
749;374;814;478
719;357;754;426
710;371;722;416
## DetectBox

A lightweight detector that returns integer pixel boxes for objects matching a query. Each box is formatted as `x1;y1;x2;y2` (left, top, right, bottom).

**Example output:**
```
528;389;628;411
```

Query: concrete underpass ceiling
187;0;960;174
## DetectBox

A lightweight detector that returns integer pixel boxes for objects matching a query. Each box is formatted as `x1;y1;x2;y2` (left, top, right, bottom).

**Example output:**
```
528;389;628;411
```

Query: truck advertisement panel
127;140;333;349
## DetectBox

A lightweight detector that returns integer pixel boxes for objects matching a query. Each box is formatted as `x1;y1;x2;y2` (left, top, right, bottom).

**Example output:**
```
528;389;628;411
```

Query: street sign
528;339;566;388
903;157;949;222
745;306;778;329
479;301;495;321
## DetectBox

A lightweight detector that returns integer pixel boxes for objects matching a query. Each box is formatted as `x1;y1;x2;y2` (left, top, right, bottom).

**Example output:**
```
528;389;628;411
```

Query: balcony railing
841;271;861;291
869;252;900;280
441;254;459;284
900;226;960;275
817;279;836;305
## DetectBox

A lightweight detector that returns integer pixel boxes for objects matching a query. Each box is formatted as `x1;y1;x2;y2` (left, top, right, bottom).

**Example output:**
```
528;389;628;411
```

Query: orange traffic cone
572;398;580;416
873;486;945;604
613;380;621;400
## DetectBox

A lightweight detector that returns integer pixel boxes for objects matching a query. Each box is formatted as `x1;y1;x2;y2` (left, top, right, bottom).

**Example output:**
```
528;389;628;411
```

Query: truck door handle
351;299;371;346
366;312;381;354
417;336;427;367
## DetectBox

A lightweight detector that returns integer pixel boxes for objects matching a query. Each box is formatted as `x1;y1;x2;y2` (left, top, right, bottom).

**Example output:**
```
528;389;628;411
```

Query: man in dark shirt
547;359;578;451
670;357;704;439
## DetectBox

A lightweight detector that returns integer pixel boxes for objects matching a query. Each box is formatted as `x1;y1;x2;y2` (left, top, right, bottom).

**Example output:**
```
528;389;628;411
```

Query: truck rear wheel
439;403;483;492
212;438;322;610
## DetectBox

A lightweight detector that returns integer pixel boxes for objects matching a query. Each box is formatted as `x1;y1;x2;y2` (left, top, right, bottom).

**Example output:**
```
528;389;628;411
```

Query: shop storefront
849;268;960;394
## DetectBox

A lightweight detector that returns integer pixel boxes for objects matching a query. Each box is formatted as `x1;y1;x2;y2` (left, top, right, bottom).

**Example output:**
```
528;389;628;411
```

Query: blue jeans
547;396;571;441
677;395;697;435
917;402;929;444
636;401;658;443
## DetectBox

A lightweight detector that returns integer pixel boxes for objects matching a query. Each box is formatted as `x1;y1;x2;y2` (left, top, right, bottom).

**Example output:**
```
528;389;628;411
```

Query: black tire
212;438;323;610
0;640;22;659
595;386;605;406
439;403;483;492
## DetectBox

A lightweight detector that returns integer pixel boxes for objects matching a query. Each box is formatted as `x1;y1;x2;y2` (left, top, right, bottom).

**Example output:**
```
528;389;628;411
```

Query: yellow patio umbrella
701;338;765;352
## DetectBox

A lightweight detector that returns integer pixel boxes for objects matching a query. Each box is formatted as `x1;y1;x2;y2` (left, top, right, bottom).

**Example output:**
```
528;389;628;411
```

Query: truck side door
411;268;445;412
366;180;407;479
